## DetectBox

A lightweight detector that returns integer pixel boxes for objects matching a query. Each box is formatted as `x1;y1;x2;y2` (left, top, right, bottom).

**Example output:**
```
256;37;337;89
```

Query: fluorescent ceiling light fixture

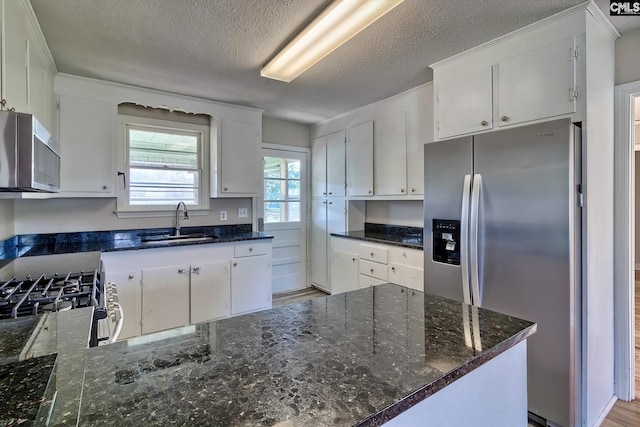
261;0;404;83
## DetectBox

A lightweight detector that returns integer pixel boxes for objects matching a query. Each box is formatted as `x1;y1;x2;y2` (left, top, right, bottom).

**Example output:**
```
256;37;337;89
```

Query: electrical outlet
238;208;248;218
220;210;227;221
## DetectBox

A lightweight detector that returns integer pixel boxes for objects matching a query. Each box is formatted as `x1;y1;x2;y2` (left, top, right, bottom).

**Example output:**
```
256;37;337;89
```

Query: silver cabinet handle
368;190;372;194
370;252;374;257
480;120;488;126
249;247;253;252
323;192;327;195
224;187;228;191
233;262;238;267
352;258;356;262
328;201;333;205
191;267;200;274
322;201;327;204
103;185;109;190
391;267;396;272
501;116;509;122
328;192;332;195
128;274;134;280
370;268;374;273
178;268;185;274
400;188;405;193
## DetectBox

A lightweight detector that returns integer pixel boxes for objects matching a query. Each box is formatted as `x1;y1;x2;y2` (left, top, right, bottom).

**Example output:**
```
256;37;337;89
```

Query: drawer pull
178;268;185;274
352;258;356;262
128;274;134;279
370;252;374;257
481;120;488;126
233;262;238;267
391;267;396;272
249;247;253;252
370;268;374;273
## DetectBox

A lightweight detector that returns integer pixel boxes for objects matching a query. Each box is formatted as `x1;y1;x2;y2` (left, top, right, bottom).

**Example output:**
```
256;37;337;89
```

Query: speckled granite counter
331;223;423;250
0;308;94;426
35;284;535;427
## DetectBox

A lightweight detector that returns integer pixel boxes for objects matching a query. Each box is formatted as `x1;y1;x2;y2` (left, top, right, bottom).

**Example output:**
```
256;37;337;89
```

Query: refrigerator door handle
460;174;472;305
470;174;482;307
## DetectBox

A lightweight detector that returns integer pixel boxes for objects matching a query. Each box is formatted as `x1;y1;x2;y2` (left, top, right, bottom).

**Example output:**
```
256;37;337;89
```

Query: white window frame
116;114;210;217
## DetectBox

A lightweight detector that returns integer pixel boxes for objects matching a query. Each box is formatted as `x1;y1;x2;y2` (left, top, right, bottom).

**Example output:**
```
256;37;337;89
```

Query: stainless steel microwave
0;111;61;192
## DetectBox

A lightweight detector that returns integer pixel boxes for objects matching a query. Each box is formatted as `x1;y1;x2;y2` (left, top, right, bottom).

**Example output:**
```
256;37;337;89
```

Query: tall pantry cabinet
311;131;347;292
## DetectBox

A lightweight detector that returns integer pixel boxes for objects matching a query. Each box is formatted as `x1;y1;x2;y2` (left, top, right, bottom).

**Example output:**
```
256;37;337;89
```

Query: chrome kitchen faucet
175;201;189;236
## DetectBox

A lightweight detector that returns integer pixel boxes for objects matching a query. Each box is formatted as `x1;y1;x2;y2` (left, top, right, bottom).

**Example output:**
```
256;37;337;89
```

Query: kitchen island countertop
35;283;535;426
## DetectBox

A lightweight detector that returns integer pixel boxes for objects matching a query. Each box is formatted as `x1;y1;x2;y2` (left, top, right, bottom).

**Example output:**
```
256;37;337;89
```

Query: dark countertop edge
330;232;423;250
101;234;274;252
355;322;537;427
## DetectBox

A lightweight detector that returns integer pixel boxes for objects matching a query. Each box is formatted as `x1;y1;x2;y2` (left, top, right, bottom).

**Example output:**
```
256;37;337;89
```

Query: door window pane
263;156;301;223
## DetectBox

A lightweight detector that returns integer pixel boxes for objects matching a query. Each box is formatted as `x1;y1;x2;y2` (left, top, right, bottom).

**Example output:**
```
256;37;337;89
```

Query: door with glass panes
261;149;307;293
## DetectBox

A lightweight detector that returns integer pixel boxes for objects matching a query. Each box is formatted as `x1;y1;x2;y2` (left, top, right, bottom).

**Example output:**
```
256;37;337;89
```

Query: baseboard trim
592;395;618;426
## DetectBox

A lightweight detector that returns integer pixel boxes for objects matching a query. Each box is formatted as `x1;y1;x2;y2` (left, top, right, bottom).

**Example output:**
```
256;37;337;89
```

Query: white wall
263;117;310;148
13;197;251;234
365;201;423;227
615;27;640;85
0;199;15;240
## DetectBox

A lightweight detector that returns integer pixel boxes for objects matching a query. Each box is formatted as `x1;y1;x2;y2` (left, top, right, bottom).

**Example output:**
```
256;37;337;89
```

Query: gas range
0;270;101;319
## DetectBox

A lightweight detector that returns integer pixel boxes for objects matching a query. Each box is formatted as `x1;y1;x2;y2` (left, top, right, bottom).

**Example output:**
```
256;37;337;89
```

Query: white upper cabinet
311;136;327;198
58;95;115;195
1;0;57;133
497;37;576;127
374;112;407;196
435;65;493;139
312;131;345;198
406;103;432;195
2;0;30;114
217;118;261;196
326;130;346;197
347;121;374;197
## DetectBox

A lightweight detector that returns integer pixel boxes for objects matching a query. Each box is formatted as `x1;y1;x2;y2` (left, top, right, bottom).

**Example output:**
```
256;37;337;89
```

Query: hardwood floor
272;286;328;308
602;280;640;426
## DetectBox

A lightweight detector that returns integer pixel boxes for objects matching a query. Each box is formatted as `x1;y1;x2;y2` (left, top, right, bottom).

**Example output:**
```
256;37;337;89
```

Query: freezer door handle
460;174;472;305
470;174;482;307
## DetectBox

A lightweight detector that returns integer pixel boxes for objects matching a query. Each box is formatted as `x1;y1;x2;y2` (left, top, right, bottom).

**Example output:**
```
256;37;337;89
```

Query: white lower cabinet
141;265;190;335
101;240;272;340
330;236;424;294
190;260;230;324
231;255;271;315
330;250;359;295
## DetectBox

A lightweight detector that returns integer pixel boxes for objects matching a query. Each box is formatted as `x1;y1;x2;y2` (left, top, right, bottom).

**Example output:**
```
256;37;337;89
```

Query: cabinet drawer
359;274;387;288
389;247;423;268
359;259;388;281
359;244;388;264
234;243;268;258
389;263;423;291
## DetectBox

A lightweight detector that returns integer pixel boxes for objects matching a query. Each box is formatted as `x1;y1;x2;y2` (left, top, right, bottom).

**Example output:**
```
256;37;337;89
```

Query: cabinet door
407;104;433;195
3;0;30;113
347;121;374;196
58;95;115;195
326;130;346;197
326;199;346;234
311;136;327;198
435;65;492;139
141;265;190;335
330;251;359;295
231;256;271;315
104;270;141;340
498;37;576;127
375;112;407;195
220;119;260;195
310;199;328;289
190;260;230;324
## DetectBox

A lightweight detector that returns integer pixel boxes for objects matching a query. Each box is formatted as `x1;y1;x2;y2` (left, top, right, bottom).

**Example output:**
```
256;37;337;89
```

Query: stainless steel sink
140;233;221;245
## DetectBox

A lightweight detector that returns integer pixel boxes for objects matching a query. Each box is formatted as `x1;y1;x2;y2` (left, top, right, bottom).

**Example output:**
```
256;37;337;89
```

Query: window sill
114;209;211;219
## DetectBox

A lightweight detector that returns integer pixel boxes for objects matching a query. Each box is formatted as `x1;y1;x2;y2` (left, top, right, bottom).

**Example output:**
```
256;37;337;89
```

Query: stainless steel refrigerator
423;118;582;427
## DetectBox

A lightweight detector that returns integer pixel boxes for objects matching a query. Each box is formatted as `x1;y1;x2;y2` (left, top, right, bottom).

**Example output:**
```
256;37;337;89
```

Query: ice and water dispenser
432;219;461;265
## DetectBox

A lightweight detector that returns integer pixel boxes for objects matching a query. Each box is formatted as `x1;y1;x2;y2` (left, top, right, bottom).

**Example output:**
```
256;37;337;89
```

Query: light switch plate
238;208;248;218
220;210;227;221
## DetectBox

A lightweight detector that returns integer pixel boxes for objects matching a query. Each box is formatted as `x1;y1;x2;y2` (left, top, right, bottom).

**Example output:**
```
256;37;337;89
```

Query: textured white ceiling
29;0;638;124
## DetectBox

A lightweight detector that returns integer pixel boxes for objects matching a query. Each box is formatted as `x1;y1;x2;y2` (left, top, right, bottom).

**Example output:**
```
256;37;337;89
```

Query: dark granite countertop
331;223;424;250
0;308;94;426
0;225;273;264
32;284;535;427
